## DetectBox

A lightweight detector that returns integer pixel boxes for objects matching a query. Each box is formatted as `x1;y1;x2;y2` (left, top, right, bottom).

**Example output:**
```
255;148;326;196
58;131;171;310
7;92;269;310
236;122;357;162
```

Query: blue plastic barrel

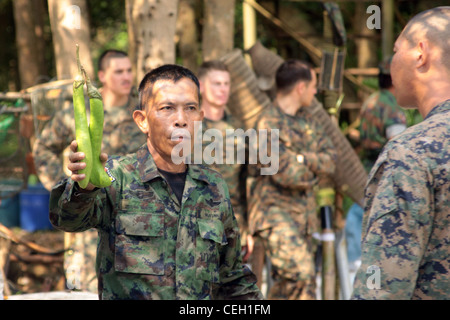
19;183;53;232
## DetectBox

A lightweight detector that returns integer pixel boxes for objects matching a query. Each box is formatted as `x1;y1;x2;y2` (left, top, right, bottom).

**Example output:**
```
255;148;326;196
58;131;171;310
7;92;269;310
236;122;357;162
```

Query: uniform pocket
195;218;227;283
114;213;165;275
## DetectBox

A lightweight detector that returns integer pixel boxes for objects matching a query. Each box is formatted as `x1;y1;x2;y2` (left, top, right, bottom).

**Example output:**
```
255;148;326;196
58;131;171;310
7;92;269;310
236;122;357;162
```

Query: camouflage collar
135;144;211;185
426;99;450;120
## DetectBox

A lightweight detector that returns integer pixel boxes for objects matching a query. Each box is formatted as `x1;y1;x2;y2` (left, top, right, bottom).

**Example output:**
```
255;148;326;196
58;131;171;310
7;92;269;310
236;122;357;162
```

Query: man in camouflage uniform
351;6;450;299
359;56;407;171
345;56;407;267
197;60;251;259
49;64;263;300
249;60;337;299
32;50;146;293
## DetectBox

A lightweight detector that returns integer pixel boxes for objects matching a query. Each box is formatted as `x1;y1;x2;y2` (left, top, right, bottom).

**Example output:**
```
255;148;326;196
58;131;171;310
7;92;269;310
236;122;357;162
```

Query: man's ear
133;109;149;134
416;40;429;71
296;81;306;95
98;70;105;84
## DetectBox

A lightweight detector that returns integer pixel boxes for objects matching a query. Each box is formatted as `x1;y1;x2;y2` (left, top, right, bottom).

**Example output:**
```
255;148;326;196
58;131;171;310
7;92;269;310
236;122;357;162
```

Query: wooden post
382;0;394;60
243;1;257;67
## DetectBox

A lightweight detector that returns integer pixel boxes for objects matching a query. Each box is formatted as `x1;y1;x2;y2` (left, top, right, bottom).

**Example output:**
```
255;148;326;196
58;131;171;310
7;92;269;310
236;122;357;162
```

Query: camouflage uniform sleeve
302;119;337;176
351;144;432;299
32;101;75;191
215;179;263;300
49;178;104;233
254;114;316;189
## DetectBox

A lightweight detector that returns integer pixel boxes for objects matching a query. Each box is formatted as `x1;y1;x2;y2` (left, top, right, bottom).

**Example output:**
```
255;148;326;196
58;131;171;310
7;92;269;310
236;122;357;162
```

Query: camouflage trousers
64;229;98;293
257;220;317;300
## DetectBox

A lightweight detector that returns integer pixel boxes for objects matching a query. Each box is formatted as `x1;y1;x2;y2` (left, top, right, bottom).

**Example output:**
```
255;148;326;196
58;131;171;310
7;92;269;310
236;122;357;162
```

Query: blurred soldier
352;6;450;299
49;64;263;300
345;56;407;269
197;60;251;260
359;56;407;170
32;50;146;293
249;60;337;299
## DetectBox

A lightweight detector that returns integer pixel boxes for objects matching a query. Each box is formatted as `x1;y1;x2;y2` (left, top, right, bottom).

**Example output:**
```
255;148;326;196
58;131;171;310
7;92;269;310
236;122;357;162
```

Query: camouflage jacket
352;100;450;300
201;111;248;240
248;104;337;236
49;145;262;300
359;89;406;168
32;96;146;191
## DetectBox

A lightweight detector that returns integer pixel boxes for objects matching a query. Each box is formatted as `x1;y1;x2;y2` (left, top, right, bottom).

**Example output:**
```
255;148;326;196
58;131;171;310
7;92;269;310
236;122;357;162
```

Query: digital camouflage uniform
351;100;450;300
248;104;337;300
201;111;248;243
33;93;146;293
49;145;263;300
359;89;407;171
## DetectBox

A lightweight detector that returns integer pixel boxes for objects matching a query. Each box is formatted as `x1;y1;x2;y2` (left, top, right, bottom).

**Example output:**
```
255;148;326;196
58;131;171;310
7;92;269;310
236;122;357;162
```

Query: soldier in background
345;56;407;270
249;60;337;299
32;50;146;293
352;6;450;299
197;60;252;260
48;64;262;300
359;56;407;170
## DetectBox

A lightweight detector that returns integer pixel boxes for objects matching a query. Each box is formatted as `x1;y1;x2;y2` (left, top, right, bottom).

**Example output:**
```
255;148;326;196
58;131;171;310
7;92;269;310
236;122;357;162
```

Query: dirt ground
4;228;66;295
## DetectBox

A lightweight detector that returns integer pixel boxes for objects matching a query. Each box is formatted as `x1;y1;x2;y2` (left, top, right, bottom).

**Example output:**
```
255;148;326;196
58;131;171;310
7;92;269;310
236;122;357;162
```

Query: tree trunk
126;0;179;86
382;0;394;60
202;0;235;61
32;0;49;82
47;0;94;80
13;0;43;89
176;0;199;73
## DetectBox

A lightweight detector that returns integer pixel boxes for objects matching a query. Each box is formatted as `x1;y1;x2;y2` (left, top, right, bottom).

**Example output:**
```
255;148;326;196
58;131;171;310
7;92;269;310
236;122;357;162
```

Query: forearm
269;149;317;189
302;151;336;176
49;178;102;232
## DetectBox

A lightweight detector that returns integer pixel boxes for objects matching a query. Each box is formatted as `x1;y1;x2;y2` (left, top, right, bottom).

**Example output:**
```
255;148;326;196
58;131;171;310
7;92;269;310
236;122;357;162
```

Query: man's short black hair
138;64;200;110
378;73;393;90
275;59;313;94
98;49;128;72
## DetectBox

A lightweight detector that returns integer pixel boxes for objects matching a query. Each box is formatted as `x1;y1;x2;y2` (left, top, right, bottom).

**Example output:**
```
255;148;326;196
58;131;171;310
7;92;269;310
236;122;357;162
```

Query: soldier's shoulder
256;104;282;128
192;163;225;182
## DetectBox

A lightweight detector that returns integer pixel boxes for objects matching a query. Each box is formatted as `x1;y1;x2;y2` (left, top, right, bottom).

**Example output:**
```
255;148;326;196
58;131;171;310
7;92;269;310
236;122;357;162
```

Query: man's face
301;70;317;107
98;57;133;97
391;35;416;108
199;70;231;108
136;78;203;162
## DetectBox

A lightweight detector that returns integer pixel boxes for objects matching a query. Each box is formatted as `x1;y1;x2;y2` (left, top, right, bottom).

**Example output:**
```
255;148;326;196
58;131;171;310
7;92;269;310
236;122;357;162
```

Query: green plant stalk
83;67;111;188
73;44;93;189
